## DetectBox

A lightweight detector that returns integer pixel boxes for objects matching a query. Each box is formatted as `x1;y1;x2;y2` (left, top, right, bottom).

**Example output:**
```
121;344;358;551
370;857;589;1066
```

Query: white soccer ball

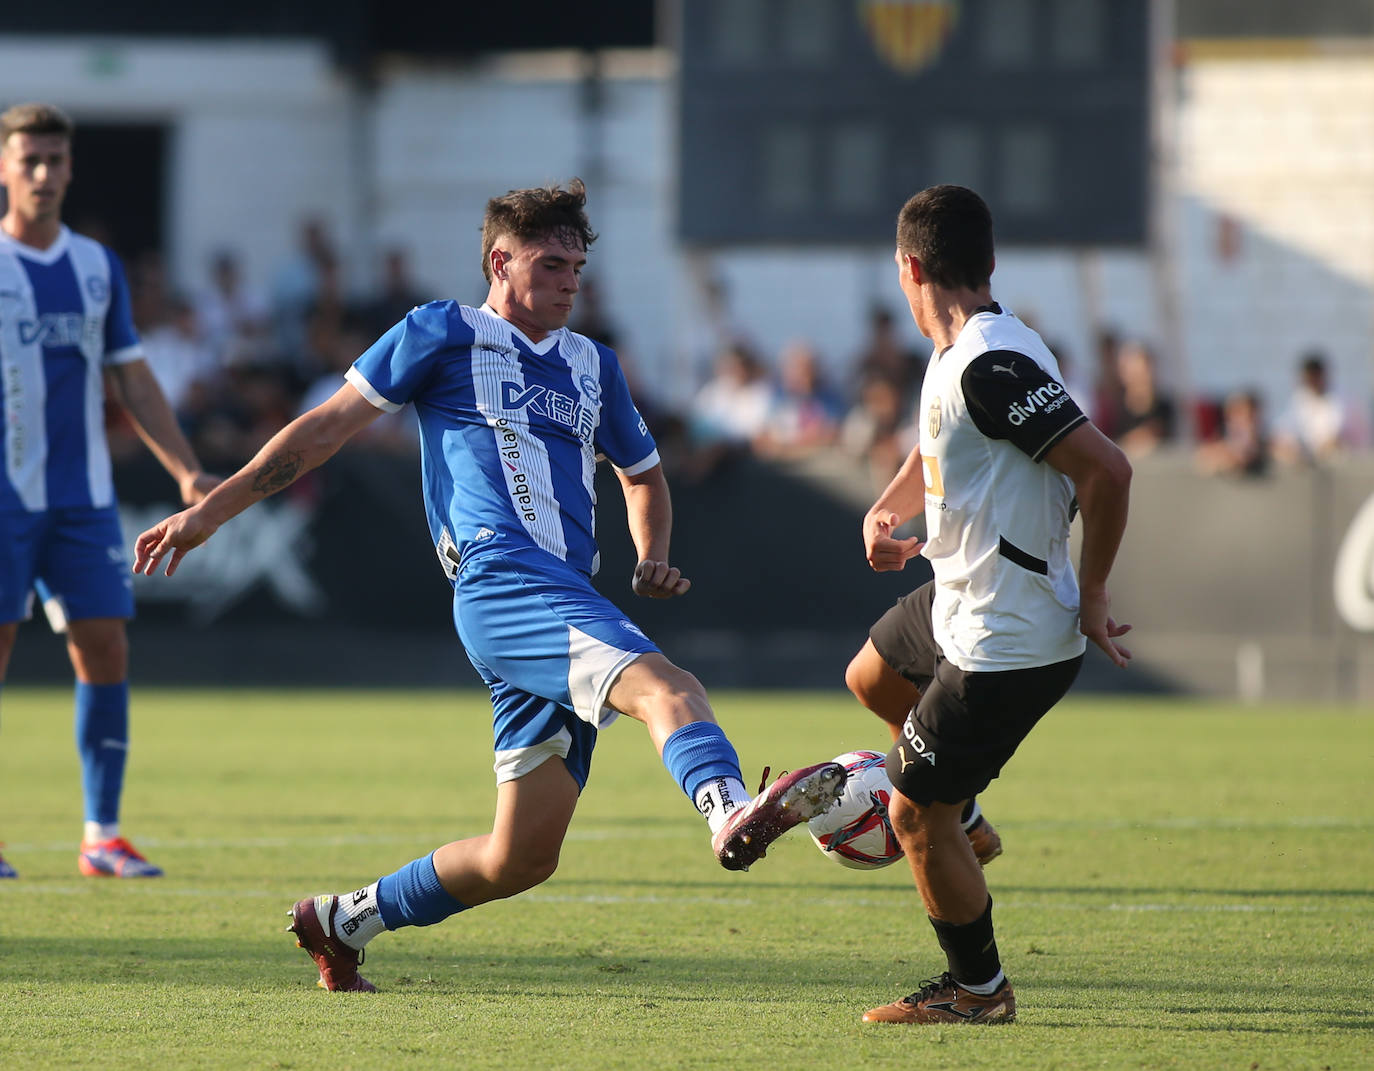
807;750;904;870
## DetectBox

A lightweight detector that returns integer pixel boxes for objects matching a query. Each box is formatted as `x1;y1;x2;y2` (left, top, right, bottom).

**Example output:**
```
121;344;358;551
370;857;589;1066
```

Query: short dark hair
895;184;994;291
480;179;597;283
1;102;74;144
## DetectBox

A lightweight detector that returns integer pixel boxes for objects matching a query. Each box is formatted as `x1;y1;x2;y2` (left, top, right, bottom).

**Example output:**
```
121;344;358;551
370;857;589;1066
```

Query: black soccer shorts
870;581;1083;805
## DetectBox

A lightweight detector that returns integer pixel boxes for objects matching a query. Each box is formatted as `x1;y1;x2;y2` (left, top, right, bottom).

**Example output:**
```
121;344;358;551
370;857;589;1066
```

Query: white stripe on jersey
67;234;115;507
463;306;569;561
0;249;46;510
556;330;603;545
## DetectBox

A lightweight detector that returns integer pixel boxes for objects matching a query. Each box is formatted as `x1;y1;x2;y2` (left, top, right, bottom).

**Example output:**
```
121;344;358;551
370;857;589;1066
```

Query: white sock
84;821;118;844
333;881;386;950
695;777;750;835
960;970;1006;995
961;799;983;833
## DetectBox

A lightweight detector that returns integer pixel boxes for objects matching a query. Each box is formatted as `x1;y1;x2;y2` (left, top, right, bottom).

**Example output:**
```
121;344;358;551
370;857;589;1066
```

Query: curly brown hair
480;178;597;283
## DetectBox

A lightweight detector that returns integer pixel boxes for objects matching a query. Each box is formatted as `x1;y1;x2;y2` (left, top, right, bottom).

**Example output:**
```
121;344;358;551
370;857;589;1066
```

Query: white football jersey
918;304;1089;671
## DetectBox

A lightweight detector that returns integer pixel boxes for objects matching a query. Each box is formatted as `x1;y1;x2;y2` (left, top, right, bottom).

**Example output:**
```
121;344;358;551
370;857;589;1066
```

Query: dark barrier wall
9;451;922;690
12;449;1374;700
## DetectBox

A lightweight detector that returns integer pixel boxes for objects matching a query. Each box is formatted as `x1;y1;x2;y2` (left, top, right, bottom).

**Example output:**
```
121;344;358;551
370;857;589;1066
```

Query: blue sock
661;722;743;801
74;681;129;825
376;853;468;930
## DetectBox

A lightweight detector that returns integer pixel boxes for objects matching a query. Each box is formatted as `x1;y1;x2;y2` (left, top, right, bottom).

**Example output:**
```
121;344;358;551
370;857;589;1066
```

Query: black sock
928;896;1001;988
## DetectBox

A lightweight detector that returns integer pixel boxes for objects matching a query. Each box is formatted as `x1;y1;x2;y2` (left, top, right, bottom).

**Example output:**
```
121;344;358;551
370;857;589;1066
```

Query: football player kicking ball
848;185;1132;1025
133;179;844;992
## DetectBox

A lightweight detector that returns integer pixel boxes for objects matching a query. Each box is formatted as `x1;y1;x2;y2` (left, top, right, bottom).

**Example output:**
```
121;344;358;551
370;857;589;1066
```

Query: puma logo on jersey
991;363;1018;376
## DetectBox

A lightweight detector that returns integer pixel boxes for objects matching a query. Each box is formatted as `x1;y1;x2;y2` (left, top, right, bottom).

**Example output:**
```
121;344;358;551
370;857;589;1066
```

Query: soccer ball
807;750;904;870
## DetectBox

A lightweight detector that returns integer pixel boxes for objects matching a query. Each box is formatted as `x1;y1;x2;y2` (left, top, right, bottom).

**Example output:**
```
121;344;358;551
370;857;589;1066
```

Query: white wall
0;37;359;299
1173;46;1374;425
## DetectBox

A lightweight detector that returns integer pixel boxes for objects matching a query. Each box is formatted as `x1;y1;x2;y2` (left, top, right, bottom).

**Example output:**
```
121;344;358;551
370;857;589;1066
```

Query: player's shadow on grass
541;875;1374;901
4;934;878;994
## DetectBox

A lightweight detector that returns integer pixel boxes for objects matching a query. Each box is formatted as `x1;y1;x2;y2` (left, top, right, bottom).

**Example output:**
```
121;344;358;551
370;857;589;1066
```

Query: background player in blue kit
133;179;844;991
0;102;219;879
850;186;1133;1025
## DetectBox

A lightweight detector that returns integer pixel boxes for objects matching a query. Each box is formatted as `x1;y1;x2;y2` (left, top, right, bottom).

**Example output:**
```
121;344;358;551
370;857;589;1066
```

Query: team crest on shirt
927;397;942;439
85;275;109;302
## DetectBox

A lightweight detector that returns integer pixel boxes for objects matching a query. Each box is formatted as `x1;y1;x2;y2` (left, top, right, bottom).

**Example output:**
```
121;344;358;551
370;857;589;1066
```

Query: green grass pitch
1;687;1371;1070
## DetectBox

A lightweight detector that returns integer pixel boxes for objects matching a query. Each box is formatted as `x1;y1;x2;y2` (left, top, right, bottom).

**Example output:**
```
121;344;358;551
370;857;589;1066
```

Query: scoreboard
675;0;1150;245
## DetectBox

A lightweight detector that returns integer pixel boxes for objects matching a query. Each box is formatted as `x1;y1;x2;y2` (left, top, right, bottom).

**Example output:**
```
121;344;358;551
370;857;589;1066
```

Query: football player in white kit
0;103;218;880
133;180;844;992
849;185;1133;1025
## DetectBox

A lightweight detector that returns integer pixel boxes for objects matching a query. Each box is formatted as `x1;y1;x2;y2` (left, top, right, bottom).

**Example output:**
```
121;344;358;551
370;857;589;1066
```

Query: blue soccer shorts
453;545;661;789
0;506;134;626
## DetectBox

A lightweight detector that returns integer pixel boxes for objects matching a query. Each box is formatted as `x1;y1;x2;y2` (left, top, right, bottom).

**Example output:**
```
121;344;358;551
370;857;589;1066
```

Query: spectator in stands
754;340;842;460
1113;339;1176;458
141;294;222;417
1271;351;1352;466
569;276;621;350
270;216;339;366
1088;327;1125;440
682;342;773;481
850;304;925;407
297;309;417;453
841;373;907;493
195;248;272;368
1195;389;1268;477
363;246;432;341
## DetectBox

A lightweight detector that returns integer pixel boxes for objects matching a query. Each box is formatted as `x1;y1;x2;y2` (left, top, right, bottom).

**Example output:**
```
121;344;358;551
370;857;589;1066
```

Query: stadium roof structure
0;0;657;69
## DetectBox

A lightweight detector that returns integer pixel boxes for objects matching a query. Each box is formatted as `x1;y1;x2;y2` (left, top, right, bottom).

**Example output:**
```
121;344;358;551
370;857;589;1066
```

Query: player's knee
486;843;560;896
844;655;873;706
888;792;928;851
68;628;128;681
637;660;710;723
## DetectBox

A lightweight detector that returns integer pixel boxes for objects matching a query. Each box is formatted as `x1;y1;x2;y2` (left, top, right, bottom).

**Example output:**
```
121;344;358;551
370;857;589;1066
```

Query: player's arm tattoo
251;449;305;495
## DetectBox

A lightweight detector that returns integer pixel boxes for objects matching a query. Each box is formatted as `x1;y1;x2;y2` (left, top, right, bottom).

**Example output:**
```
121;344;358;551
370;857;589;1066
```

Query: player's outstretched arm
616;462;691;599
862;443;926;572
1044;421;1134;667
133;383;385;577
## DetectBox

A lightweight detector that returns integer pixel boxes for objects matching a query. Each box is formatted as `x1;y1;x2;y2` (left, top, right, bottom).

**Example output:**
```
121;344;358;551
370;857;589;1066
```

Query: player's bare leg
0;620;17;681
846;639;920;742
609;652;845;870
65;617;128;685
431;757;580;905
861;793;1016;1025
289;757;581;992
846;640;1001;865
890;795;986;921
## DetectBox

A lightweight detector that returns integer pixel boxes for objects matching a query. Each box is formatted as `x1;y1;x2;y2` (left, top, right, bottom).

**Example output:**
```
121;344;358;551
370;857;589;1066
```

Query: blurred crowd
667;311;1371;493
106;225;1370;488
108;219;428;470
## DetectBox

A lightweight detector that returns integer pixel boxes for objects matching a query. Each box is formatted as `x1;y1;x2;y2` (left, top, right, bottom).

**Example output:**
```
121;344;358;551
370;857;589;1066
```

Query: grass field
1;687;1371;1070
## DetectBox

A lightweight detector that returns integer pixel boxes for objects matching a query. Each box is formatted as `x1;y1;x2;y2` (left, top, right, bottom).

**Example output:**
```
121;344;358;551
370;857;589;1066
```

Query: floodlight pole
1147;0;1191;442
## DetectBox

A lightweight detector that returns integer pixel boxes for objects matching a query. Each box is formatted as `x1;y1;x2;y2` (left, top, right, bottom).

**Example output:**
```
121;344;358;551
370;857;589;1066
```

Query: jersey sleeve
102;248;143;364
962;350;1087;461
593;345;659;474
345;302;454;412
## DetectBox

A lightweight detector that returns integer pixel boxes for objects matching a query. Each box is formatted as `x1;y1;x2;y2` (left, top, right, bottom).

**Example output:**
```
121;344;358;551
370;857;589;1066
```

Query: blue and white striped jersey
0;226;143;513
346;301;659;578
